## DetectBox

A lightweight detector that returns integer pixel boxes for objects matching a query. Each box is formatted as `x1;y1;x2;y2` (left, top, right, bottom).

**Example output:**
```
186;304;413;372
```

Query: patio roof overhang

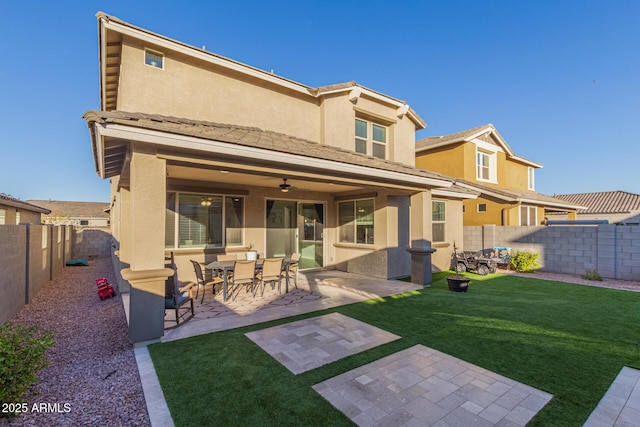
84;111;452;194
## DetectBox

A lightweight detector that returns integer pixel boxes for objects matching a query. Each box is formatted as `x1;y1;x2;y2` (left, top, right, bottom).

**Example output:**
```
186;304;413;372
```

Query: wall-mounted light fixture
279;178;291;193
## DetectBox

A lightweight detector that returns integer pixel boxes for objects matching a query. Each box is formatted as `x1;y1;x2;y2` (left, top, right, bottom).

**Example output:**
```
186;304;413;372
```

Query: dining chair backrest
262;258;283;278
165;263;180;299
190;260;205;284
218;254;237;262
291;253;301;261
233;260;256;281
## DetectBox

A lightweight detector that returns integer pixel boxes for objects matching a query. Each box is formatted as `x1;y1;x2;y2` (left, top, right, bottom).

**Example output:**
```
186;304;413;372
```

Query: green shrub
0;322;55;415
581;269;603;281
510;250;540;272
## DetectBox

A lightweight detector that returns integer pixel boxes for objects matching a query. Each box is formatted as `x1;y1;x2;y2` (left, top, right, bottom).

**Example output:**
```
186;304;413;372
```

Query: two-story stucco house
83;13;463;342
415;124;583;226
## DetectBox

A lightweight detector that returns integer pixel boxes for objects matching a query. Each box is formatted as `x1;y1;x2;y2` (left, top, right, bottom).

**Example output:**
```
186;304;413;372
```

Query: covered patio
153;269;422;342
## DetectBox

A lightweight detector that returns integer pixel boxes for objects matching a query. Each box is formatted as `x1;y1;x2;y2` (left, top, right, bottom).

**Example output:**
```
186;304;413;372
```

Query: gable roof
450;180;586;211
0;193;51;214
554;191;640;214
27;200;110;219
83;110;450;190
416;124;542;168
96;12;425;129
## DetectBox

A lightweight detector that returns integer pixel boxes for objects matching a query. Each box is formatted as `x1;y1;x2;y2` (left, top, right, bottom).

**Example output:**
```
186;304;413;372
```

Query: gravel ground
499;268;640;292
2;257;149;427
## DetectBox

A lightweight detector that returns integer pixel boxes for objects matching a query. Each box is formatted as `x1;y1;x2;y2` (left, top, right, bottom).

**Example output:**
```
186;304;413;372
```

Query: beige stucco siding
415;143;467;178
117;39;321;143
431;198;464;272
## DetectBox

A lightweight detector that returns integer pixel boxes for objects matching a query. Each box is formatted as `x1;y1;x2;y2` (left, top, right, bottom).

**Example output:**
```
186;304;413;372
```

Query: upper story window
432;201;446;243
476;149;496;182
355;119;386;159
145;49;164;69
338;198;374;245
528;167;535;190
15;211;20;224
0;208;5;225
165;192;244;249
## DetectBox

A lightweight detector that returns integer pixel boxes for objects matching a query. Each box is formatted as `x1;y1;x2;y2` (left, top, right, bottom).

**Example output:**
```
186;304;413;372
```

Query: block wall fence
0;225;112;324
464;224;640;281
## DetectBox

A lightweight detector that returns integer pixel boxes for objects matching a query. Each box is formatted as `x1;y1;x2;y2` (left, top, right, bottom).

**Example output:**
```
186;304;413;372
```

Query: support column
121;147;169;343
408;191;436;287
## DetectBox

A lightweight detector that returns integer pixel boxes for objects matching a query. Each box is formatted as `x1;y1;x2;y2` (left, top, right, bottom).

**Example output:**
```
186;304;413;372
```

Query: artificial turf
148;272;640;426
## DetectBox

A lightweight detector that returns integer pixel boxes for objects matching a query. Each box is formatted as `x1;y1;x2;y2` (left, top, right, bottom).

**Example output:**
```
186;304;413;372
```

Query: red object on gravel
96;277;116;300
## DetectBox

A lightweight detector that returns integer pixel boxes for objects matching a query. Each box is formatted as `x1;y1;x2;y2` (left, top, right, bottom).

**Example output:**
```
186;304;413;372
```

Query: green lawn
148;273;640;426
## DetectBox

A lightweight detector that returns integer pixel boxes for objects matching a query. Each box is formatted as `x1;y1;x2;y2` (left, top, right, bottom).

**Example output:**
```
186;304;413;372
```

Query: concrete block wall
71;227;113;260
464;224;640;281
0;226;28;324
0;225;110;324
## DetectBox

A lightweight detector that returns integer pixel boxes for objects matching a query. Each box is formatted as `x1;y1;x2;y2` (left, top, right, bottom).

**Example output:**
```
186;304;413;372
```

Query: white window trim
432;200;446;243
519;205;538;226
355;119;387;160
476;148;497;183
477;203;487;213
144;48;164;69
528;167;535;190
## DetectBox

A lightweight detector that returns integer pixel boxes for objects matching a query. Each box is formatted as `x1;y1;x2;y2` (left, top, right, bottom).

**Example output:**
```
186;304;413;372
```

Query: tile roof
416;124;495;150
0;193;51;214
83;110;450;186
450;180;585;210
554;191;640;214
27;200;110;219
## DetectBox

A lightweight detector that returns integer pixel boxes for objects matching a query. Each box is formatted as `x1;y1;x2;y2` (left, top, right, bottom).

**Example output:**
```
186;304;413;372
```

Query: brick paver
245;313;400;374
584;366;640;427
313;345;553;426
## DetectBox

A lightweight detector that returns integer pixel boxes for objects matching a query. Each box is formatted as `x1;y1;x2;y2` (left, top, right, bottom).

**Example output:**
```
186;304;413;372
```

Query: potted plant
246;243;258;261
447;242;471;292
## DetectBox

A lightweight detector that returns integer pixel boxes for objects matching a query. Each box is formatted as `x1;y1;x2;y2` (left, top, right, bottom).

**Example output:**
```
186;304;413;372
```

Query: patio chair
165;263;194;327
190;260;223;303
256;258;283;297
287;253;300;289
229;260;256;300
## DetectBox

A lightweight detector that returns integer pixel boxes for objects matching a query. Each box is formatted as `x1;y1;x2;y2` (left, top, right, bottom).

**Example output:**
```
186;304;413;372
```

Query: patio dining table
205;258;298;302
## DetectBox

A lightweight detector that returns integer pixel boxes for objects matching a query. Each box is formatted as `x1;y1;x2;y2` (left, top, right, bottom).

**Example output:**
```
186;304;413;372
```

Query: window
80;220;89;226
432;201;446;243
338;198;374;244
145;49;164;69
477;151;490;180
520;206;537;226
15;211;20;224
528;167;535;190
165;192;244;248
355;119;387;159
478;203;487;212
0;208;5;224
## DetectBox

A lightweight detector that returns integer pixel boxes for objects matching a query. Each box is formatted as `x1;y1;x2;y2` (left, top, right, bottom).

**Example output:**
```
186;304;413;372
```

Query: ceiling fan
279;178;292;193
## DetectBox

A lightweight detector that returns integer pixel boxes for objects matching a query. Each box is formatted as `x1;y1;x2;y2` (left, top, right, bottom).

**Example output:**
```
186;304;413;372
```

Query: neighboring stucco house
554;191;640;225
415;124;583;226
84;13;462;342
0;193;50;224
28;200;110;226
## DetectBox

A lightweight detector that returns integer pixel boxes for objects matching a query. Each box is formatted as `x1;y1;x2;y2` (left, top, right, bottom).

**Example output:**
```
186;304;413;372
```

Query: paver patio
245;312;401;374
584;366;640;427
313;344;553;427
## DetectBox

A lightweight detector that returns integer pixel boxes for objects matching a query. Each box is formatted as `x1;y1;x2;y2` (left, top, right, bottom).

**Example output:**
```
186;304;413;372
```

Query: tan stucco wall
118;38;320;143
431;198;464;272
0;204;43;224
116;39;419;169
415;143;467;178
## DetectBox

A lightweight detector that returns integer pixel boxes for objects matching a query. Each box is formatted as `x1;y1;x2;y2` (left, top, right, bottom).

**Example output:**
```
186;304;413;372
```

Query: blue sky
1;1;638;202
